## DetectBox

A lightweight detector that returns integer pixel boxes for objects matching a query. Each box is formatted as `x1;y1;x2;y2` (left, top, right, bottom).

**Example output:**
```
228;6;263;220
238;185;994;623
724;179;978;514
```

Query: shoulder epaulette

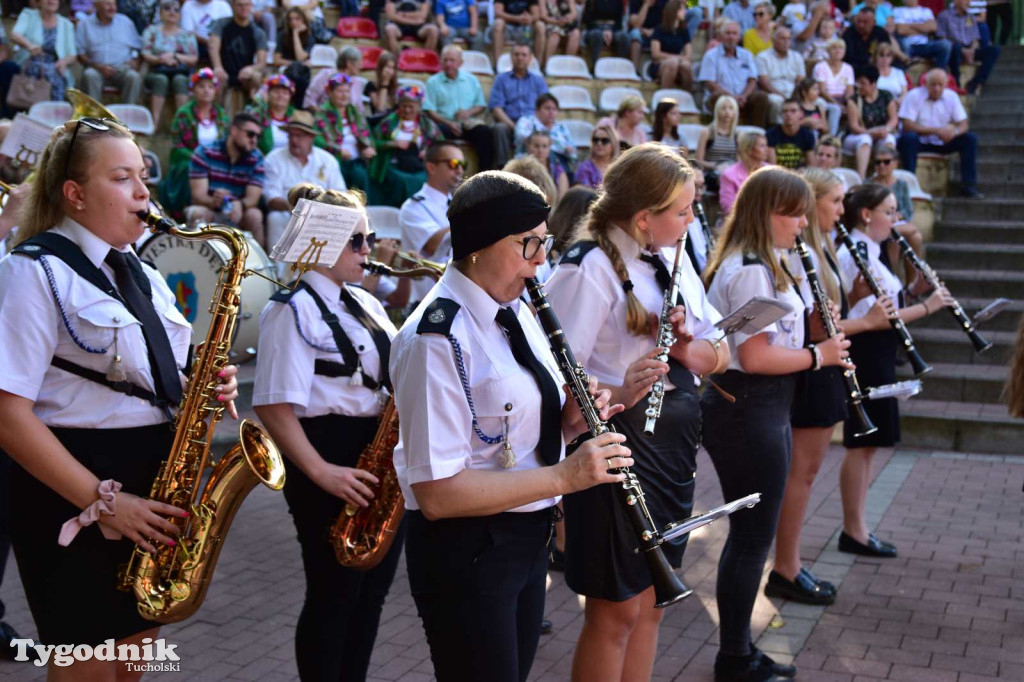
416;297;461;335
411;194;426;202
270;282;305;303
14;232;120;301
742;252;765;267
558;240;599;266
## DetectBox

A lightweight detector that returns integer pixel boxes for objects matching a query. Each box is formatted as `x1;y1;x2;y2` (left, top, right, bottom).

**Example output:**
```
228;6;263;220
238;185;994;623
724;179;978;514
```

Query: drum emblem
167;272;199;322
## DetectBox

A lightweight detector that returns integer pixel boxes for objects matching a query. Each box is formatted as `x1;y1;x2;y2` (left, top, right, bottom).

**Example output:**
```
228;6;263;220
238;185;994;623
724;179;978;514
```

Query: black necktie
495;306;561;467
105;249;183;404
339;286;391;391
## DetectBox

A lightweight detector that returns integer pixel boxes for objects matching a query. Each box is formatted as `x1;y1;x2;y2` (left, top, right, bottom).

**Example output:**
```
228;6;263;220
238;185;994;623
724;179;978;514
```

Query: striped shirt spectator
189;138;266;196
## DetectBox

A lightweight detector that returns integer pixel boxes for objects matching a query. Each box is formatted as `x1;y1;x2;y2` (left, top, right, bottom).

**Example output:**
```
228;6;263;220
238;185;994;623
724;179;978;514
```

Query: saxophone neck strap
50;355;175;422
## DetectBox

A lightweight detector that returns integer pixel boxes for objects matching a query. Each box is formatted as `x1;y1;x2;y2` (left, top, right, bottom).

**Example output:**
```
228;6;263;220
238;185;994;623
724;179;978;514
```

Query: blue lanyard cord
288;300;342;354
446;334;504;445
40;256;111;355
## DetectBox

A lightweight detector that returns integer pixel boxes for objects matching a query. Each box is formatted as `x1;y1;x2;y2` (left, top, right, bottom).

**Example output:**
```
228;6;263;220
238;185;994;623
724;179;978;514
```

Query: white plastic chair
735;124;766;139
549;85;596;112
599;86;644;113
563;119;595;150
652;89;700;114
545;55;592;80
27;101;73;129
496;52;542;74
678;123;705;151
594;57;641;81
462;50;495;76
309;44;339;68
832;167;863;191
366;206;402;240
894;168;932;200
107;104;155;136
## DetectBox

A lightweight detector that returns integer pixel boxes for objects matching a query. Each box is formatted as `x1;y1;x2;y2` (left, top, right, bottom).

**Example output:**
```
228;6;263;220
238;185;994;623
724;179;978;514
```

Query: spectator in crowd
573;122;618;188
812;38;854;106
424;45;496;170
894;0;950;69
525;130;568;199
538;0;580;67
810;134;846;189
251;0;277;52
490;0;542;64
630;0;701;70
984;0;1012;46
488;42;549;165
305;46;367;113
371;83;444;207
719;129;767;213
366;51;399;119
742;1;774;55
873;41;909;102
248;73;296;155
794;76;832;136
844;64;897;178
652;99;687;152
757;25;806;123
315;72;375;191
503;155;558;206
581;0;630;67
384;0;441;55
0;26;19;118
766;99;815;168
695;94;739;187
141;0;199;131
851;0;893;30
696;0;726;35
514;92;576;169
938;0;1001;94
209;0;267;99
723;0;755;32
783;0;829;47
264;110;346;249
10;0;77;104
597;95;648;149
843;6;901;70
187;112;267;242
436;0;485;51
399;140;465;305
897;67;982;198
647;0;693;89
273;7;313;68
180;0;232;61
281;0;332;43
802;9;836;64
869;143;926;258
76;0;143;104
162;68;230;216
699;20;771;127
119;0;160;34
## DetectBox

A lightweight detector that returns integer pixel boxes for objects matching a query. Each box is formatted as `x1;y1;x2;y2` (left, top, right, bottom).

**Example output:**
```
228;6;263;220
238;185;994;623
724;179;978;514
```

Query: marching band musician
701;167;851;682
252;183;403;682
391;170;633;682
544;143;730;682
0;118;239;678
834;184;951;560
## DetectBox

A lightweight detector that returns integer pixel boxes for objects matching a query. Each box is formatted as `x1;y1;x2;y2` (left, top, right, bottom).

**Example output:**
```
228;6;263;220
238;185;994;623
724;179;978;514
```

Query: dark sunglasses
513;234;554;260
65;117;114;178
350;231;377;252
435;158;465;170
241;129;260;139
754;11;768;16
592;137;612;145
875;158;895;165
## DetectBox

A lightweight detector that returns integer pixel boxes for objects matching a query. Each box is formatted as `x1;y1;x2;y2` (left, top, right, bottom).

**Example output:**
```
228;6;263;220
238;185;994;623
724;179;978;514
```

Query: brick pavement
2;446;1022;681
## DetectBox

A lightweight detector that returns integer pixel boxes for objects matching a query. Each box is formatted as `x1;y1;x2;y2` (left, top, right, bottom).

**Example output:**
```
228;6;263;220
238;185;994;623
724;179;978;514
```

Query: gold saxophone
329;258;443;569
121;211;287;623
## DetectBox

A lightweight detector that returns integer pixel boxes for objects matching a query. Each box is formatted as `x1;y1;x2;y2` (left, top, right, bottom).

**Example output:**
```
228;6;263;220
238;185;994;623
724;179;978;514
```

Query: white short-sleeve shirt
390;266;566;513
0;218;192;428
399;183;452;303
892;6;935;47
898;86;968;146
836;228;902;321
180;0;233;40
263;146;346;204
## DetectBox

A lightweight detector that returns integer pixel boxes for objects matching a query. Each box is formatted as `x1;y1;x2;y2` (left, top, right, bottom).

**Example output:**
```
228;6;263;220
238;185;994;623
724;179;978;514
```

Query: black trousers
288;414;406;682
0;451;9;623
405;508;552;682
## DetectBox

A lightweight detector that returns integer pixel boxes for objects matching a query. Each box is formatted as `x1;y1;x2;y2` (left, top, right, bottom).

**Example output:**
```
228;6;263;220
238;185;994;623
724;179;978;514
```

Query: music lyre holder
660;493;762;544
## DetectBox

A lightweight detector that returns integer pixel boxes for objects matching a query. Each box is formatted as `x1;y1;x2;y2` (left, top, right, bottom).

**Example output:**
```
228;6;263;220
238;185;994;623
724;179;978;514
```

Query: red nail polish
168;540;176;546
217;370;226;377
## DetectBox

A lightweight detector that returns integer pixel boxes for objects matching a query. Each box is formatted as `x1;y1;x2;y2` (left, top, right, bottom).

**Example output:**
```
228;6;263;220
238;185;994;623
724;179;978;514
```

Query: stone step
910;327;1018;366
977;181;1024;197
972;100;1024;115
941;197;1024;221
900;399;1024;454
976;160;1024;181
931;268;1024;299
896;362;1007;404
924;242;1024;270
968;112;1024;127
966;128;1024;144
978;142;1024;157
932;220;1024;244
908;296;1024;333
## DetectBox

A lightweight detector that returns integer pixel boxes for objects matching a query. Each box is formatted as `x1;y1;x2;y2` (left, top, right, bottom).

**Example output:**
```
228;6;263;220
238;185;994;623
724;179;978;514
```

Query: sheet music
0;113;53;167
270;198;365;268
715;296;794;337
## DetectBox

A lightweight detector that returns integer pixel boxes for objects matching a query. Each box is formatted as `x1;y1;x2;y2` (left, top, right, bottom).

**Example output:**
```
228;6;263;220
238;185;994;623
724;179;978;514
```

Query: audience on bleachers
572;122;618;188
370;82;442;206
812;38;854;106
435;0;485;52
273;6;314;68
628;0;665;71
581;0;630;67
141;1;199;131
723;0;755;32
180;0;233;62
843;6;902;69
248;73;296;155
524;129;568;199
384;0;440;55
314;72;375;191
513;91;575;168
897;67;982;198
938;0;1000;93
695;94;739;187
652;99;686;151
366;50;399;118
597;94;648;149
251;0;277;49
537;0;579;67
869;143;926;258
488;42;548;165
742;1;774;55
756;24;806;123
802;9;836;64
843;64;897;178
424;45;495;169
873;41;909;102
11;0;77;104
794;76;832;136
851;0;894;31
209;0;268;99
767;99;815;168
490;0;542;64
719;129;767;213
78;0;143;104
647;0;693;89
810;134;844;179
503;154;558;206
699;20;771;127
306;46;366;111
894;0;950;68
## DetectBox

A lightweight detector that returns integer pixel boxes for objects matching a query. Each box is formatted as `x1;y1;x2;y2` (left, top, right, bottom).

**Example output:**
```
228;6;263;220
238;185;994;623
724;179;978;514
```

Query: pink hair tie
58;479;123;546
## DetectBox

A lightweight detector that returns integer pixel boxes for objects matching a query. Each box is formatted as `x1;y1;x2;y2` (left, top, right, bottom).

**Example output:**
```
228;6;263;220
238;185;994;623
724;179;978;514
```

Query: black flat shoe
540;619;553;635
960;186;985;199
839;531;898;558
714;650;795;682
764;569;835;606
751;647;796;678
0;622;36;662
800;566;837;596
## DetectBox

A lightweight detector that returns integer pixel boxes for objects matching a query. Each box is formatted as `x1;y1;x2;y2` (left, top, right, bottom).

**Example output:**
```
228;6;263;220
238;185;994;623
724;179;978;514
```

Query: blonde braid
591;218;650;337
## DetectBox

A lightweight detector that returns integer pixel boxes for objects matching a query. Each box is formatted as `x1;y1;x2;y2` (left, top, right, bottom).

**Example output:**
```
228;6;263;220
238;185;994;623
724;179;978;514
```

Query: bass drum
139;231;276;363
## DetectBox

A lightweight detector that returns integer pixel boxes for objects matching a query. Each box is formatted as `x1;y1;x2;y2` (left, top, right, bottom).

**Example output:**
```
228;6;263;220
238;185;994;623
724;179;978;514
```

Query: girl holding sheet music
701;166;852;682
252;183;403;682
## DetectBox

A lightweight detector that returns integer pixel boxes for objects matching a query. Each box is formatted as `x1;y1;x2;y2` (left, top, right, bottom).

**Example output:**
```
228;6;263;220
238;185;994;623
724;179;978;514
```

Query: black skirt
564;378;700;602
791;365;849;428
9;423;173;646
842;329;900;448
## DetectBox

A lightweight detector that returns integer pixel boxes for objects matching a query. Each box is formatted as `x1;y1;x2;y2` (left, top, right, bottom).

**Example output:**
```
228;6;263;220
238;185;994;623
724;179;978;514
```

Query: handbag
6;74;52;110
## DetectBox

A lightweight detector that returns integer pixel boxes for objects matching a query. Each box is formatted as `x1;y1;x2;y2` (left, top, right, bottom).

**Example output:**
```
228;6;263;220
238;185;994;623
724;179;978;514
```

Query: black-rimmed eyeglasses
65;117;113;178
513;234;554;260
350;231;377;252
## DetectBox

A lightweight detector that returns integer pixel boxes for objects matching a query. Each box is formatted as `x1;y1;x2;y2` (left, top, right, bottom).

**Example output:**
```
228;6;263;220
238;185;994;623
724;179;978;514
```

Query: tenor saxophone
329;258;443;569
121;211;287;623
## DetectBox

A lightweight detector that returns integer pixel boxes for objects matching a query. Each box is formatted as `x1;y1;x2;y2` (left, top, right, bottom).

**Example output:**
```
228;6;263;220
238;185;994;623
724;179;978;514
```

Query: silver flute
643;234;687;437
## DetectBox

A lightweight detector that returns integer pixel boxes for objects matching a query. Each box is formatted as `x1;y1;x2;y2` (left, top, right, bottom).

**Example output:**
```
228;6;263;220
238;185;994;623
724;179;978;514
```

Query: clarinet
834;222;932;376
793;237;878;438
525;277;691;609
693;201;715;256
889;229;992;354
644;235;687;438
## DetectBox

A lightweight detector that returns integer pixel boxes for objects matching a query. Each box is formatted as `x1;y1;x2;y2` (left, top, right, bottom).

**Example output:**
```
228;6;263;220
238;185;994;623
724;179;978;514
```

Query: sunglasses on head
65;117;115;178
350;231;377;252
592;136;612;145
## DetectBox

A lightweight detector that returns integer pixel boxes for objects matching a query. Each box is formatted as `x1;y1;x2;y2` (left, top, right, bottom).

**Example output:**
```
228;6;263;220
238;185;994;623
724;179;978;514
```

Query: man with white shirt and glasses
937;0;1000;94
893;0;951;70
897;68;982;199
699;20;771;127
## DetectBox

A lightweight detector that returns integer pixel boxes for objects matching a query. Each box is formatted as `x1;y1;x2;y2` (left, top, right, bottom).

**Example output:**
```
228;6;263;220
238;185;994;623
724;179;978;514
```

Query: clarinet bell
643;548;692;608
850;402;878;438
906;348;932;377
967;328;993;354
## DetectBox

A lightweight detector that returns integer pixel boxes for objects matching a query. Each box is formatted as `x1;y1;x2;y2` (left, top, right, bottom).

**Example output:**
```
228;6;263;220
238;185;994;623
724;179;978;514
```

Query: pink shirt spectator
812;60;854;99
719;160;767;213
